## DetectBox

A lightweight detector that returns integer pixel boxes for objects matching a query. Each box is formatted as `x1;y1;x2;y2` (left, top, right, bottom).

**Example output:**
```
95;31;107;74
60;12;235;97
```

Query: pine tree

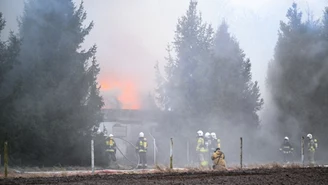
156;1;214;134
154;60;167;110
156;1;262;137
211;21;263;127
0;12;21;156
172;1;214;118
8;0;104;165
0;12;20;89
267;2;324;140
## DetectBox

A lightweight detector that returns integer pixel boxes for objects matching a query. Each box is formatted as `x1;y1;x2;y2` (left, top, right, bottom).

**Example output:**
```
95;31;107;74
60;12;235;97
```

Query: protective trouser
307;138;317;165
198;152;208;167
308;150;315;165
196;137;208;168
207;151;212;168
138;152;147;169
282;152;292;163
108;152;118;168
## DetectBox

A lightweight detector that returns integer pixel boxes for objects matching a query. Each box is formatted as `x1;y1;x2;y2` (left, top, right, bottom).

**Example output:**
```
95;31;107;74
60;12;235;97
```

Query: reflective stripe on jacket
136;137;148;152
106;138;116;152
308;139;318;152
279;141;293;153
196;137;208;153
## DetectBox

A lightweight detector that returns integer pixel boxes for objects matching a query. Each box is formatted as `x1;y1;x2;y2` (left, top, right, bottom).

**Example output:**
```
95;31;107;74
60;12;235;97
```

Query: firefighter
210;132;221;152
205;132;211;149
204;132;211;168
105;134;118;168
211;147;226;170
136;132;148;169
307;133;318;165
279;136;293;163
196;130;208;168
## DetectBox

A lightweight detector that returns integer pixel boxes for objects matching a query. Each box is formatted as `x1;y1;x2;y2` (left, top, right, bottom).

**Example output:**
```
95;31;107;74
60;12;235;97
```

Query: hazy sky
0;0;326;109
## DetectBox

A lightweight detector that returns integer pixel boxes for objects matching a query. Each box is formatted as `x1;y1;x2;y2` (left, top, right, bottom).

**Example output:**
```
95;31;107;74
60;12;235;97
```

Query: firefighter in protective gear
204;132;211;168
204;132;211;150
211;148;226;170
279;136;294;163
307;133;318;165
196;130;208;168
105;134;118;168
136;132;148;169
210;132;221;152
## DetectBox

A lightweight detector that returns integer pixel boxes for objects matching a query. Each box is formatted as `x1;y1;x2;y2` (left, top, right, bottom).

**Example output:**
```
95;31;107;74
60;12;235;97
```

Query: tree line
154;1;263;139
1;0;328;166
154;1;263;164
267;3;328;156
0;0;105;166
154;1;328;162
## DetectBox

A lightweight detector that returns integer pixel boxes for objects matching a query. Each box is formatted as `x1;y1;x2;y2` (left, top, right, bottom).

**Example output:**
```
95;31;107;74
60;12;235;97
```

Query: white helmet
97;128;102;134
139;132;144;137
307;133;312;139
109;134;113;137
211;132;216;139
284;136;289;140
205;132;210;138
197;130;203;137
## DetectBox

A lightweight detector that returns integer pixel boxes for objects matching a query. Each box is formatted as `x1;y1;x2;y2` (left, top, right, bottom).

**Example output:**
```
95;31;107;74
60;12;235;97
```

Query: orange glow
100;76;140;110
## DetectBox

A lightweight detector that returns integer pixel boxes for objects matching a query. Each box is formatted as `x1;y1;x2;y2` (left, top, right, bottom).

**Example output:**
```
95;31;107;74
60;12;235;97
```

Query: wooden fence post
240;137;243;169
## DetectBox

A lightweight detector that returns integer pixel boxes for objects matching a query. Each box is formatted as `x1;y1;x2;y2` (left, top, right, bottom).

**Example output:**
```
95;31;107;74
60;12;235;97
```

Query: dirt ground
0;167;327;185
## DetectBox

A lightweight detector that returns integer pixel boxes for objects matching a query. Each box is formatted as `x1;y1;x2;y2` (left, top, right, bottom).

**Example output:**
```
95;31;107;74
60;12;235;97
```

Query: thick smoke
1;0;328;168
265;3;328;164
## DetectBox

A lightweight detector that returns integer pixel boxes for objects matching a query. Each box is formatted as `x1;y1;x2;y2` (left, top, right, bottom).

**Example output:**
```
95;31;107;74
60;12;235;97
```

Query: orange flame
100;76;140;110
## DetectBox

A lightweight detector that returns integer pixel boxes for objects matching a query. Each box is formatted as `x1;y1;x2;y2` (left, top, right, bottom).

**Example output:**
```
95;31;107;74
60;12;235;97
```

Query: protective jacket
136;137;148;152
205;137;211;150
211;138;221;151
196;137;208;153
307;138;318;165
211;149;226;170
279;141;293;153
308;138;318;152
106;138;116;153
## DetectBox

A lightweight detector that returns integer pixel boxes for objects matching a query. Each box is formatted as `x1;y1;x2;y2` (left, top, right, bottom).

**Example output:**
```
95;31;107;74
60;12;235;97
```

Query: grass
154;164;216;173
284;163;303;168
244;162;283;169
237;162;303;170
0;162;314;179
154;164;176;173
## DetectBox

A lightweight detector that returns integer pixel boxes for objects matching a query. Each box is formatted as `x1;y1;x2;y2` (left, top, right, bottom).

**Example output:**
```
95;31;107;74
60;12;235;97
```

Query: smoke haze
0;0;324;110
1;0;328;167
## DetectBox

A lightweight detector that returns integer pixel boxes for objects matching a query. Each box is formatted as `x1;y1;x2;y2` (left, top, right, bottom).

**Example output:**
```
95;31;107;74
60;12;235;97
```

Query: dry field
0;165;327;185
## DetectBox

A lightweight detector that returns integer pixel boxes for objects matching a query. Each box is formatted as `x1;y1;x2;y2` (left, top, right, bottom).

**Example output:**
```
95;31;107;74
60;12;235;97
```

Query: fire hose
113;137;140;170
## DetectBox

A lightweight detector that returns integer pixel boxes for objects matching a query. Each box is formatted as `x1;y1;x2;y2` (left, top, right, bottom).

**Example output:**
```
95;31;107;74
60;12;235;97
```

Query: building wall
99;121;158;165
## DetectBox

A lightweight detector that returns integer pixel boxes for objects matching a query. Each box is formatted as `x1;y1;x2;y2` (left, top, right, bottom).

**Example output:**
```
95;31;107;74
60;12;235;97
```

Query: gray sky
0;0;326;110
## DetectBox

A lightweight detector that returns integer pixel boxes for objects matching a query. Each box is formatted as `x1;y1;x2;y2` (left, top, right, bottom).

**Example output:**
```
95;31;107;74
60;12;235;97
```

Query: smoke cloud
1;0;328;167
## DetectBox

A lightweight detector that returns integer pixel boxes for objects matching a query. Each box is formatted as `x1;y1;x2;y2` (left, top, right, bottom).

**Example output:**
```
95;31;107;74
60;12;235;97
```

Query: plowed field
1;167;327;185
